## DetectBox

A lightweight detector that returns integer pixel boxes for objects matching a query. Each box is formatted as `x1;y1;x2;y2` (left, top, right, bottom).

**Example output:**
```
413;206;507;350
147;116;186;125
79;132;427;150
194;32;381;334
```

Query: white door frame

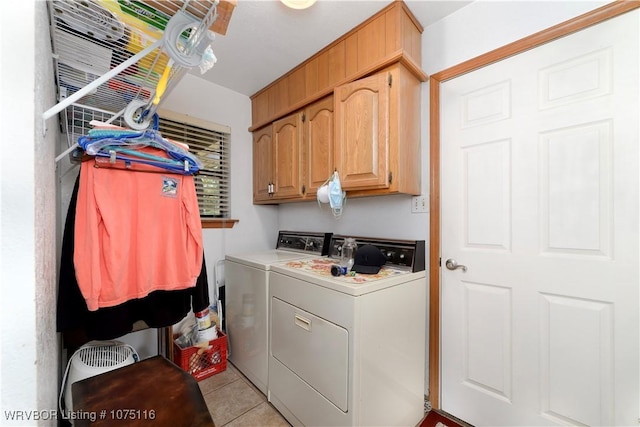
428;1;640;411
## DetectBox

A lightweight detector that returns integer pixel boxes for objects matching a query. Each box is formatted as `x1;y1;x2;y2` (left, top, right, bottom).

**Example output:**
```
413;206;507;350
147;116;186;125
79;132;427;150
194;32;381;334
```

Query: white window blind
158;117;231;219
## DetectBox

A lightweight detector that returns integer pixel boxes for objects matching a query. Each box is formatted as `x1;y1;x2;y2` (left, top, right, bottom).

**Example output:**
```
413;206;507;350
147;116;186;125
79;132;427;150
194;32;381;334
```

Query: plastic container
197;325;218;343
174;330;227;381
341;238;358;271
195;308;211;330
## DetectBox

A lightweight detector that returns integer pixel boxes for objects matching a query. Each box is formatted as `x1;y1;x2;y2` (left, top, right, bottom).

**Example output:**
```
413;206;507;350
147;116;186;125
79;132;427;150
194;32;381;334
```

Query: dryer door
271;297;349;411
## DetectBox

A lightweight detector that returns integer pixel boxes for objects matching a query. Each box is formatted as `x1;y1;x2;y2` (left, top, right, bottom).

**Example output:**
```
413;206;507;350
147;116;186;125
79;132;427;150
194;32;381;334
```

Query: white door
440;11;639;426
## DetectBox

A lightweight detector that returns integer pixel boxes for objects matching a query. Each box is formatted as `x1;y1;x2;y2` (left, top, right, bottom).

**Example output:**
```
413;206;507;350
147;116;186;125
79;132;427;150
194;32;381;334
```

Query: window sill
201;219;239;229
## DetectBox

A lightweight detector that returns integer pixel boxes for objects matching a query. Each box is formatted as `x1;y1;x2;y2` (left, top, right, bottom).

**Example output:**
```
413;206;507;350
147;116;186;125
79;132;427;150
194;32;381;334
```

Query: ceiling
194;0;472;96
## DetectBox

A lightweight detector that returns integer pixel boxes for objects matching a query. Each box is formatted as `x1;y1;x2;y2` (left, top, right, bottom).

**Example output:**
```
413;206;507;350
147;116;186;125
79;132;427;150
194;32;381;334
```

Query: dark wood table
72;355;215;427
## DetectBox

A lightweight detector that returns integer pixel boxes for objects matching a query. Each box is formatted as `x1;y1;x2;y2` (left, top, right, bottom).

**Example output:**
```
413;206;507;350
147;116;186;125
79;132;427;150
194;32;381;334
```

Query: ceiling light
280;0;317;10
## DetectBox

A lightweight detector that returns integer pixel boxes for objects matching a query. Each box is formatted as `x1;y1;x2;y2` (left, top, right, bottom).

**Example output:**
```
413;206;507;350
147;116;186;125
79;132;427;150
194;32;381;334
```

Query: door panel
539;293;614;426
271;297;349;411
305;96;334;196
464;139;511;251
273;113;303;199
334;72;390;190
440;11;639;426
541;121;611;256
253;125;273;202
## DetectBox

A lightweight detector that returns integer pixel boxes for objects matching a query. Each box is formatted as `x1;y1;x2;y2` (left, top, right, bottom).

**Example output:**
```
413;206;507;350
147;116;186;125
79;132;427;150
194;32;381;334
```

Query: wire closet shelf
45;0;234;162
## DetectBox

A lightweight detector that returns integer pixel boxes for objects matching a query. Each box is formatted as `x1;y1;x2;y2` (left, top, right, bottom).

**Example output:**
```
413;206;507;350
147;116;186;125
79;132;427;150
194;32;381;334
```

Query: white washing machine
268;235;427;427
224;231;330;395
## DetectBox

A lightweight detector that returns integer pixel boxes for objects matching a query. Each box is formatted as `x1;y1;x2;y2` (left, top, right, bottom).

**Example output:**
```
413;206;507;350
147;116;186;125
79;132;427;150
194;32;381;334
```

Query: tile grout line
200;362;289;426
219;401;266;427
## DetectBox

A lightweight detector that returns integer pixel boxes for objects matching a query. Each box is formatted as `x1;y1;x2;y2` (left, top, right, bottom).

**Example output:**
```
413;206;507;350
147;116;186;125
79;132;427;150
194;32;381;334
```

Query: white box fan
59;341;138;423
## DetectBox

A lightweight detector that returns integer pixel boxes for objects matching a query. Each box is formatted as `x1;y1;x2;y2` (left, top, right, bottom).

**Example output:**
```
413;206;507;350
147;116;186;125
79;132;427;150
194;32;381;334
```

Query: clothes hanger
77;120;202;175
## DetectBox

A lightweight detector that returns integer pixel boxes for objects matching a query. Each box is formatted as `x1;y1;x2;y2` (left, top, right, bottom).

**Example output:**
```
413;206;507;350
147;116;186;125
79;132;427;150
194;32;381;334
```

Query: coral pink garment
74;158;203;311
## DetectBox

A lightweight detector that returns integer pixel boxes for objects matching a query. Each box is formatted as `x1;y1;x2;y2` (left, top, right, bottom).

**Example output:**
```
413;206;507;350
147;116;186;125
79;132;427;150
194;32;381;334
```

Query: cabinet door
334;72;390;190
253;125;273;202
273;113;304;199
304;95;334;197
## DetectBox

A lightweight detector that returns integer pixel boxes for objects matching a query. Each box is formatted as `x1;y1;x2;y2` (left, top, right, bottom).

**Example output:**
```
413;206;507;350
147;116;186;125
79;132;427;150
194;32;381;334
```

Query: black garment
57;173;209;345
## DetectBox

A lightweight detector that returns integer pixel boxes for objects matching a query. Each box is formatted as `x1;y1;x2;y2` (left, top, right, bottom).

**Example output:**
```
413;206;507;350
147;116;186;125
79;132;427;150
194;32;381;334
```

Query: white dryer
268;235;427;427
224;231;330;395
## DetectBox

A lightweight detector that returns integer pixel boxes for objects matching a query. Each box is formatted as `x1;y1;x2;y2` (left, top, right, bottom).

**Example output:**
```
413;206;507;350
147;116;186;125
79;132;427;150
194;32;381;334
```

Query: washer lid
225;250;315;270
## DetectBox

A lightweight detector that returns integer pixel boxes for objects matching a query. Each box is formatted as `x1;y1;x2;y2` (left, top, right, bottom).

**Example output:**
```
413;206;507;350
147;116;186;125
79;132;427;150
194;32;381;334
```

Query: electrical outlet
411;195;428;213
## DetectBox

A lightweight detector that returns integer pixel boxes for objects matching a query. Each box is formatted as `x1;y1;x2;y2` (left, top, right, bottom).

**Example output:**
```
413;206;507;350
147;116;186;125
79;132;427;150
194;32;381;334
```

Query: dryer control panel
329;235;425;272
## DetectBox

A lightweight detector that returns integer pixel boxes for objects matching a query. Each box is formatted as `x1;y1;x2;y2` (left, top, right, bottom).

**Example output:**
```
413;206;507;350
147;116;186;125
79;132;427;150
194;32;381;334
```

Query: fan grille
77;345;135;369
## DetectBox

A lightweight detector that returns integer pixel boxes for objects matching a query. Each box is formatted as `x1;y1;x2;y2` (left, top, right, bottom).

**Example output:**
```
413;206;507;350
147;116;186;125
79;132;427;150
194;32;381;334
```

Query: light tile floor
199;362;291;427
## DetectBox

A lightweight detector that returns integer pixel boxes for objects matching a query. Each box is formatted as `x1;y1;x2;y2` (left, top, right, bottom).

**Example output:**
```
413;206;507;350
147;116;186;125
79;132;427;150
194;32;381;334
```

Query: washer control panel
276;231;332;256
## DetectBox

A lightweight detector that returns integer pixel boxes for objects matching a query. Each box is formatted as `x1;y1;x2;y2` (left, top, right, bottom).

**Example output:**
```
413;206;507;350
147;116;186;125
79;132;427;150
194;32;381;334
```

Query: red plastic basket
174;330;227;381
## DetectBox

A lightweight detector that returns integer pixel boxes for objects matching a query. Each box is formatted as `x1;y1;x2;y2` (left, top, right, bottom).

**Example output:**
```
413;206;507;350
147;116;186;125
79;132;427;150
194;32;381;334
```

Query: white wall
162;73;279;294
422;0;609;75
1;1;59;426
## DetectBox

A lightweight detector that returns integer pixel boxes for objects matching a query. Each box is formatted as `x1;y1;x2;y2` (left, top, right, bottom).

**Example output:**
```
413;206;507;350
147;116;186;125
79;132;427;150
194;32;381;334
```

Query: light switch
411;196;428;213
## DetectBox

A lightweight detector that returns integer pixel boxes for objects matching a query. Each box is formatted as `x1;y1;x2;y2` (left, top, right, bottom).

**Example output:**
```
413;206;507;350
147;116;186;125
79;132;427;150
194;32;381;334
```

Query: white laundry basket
60;341;138;423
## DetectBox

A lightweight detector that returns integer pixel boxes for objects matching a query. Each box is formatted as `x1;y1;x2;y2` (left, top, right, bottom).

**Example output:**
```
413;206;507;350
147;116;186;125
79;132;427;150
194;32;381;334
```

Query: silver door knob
445;258;467;272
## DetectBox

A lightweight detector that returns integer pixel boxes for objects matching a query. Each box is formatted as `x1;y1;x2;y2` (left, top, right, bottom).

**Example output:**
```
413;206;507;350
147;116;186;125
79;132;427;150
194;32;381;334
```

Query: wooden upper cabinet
304;95;334;197
399;5;422;65
288;68;306;106
251;90;270;128
249;1;425;131
273;78;289;118
335;62;421;196
305;42;346;97
334;72;390;190
251;1;424;204
272;113;304;199
253;125;273;202
354;14;387;72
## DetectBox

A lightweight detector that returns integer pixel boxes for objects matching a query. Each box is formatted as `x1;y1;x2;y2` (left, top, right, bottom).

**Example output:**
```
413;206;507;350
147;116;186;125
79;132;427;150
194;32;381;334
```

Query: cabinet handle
294;314;311;332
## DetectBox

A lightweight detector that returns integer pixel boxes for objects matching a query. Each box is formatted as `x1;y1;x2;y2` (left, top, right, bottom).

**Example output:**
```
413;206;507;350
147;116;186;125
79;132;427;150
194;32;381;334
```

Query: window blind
158;117;230;219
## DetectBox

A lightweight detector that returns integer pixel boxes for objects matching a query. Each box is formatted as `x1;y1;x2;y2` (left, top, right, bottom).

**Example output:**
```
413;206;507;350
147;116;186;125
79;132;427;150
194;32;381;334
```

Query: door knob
445;258;467;272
